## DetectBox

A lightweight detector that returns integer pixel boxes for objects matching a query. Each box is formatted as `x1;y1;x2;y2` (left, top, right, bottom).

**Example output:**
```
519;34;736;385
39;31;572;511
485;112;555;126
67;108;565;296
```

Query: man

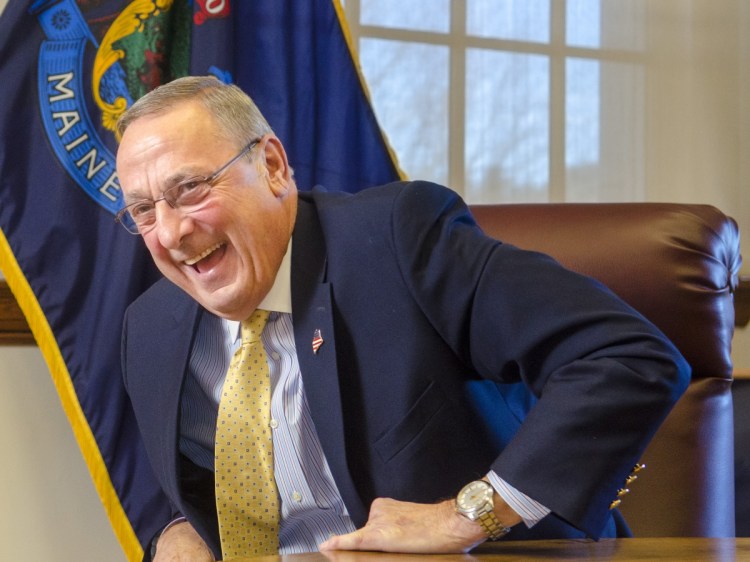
115;76;689;562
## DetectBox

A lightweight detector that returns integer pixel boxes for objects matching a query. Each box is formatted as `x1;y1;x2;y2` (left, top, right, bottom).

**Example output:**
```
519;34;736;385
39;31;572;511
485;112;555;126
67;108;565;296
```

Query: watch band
476;510;511;540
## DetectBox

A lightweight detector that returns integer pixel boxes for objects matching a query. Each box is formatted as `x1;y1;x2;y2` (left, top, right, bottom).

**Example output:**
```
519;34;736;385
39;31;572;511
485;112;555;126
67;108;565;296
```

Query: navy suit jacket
122;181;689;558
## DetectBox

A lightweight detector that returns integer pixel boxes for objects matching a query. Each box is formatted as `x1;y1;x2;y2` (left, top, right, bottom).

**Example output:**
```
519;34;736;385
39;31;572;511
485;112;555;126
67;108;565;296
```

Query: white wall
0;346;125;561
735;0;750;372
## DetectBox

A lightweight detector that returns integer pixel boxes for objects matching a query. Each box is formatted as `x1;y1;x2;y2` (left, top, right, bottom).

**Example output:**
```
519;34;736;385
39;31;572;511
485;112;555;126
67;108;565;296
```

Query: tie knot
240;309;270;344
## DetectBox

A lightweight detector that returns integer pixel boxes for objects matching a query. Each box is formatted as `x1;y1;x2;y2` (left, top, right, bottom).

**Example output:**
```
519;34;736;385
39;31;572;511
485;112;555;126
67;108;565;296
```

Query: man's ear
260;136;292;196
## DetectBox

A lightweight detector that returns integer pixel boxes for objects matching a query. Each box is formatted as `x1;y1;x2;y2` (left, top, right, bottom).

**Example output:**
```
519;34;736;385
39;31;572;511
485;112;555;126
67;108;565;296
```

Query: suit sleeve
389;181;690;537
122;305;188;560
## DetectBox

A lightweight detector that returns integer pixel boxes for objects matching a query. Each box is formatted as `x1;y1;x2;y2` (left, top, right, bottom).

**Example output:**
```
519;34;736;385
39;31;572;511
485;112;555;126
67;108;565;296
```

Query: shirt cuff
487;471;551;528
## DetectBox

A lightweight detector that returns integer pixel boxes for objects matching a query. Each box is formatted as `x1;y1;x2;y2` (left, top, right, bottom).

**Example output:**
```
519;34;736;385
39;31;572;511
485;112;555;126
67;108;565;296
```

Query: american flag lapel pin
312;328;324;354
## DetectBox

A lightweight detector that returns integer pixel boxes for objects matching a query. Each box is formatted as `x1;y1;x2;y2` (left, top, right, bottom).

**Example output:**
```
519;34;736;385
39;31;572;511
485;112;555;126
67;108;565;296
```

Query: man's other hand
154;520;215;562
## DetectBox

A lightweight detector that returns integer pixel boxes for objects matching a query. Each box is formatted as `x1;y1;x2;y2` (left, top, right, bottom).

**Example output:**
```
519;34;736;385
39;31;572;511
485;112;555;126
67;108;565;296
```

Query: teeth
184;243;221;266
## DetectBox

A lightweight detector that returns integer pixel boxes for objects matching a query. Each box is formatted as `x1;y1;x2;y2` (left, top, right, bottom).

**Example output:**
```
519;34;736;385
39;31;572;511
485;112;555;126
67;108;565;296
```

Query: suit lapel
291;196;368;526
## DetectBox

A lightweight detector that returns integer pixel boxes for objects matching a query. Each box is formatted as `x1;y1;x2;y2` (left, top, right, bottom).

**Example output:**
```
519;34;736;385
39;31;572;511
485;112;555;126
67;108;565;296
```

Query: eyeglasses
115;139;261;235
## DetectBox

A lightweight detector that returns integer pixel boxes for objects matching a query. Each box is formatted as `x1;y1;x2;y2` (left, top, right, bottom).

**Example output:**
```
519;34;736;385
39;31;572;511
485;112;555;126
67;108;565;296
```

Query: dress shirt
179;241;549;553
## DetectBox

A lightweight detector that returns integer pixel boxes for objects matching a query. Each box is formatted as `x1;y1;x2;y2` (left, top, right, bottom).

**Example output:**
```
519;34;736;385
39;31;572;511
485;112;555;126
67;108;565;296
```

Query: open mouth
184;243;224;271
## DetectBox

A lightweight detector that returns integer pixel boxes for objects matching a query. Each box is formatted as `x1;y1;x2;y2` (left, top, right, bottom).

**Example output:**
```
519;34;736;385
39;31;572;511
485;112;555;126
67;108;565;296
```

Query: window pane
465;49;549;203
566;58;645;201
567;0;645;50
467;0;550;43
565;58;599;171
360;0;450;33
359;38;449;185
566;0;600;48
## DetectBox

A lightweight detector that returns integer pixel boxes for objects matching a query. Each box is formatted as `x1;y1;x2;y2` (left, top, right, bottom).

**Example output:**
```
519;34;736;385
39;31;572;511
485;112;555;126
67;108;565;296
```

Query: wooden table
228;538;750;562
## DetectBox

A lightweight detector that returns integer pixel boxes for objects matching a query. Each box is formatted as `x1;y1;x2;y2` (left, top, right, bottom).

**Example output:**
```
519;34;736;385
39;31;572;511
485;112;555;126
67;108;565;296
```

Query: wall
736;0;750;372
0;346;125;560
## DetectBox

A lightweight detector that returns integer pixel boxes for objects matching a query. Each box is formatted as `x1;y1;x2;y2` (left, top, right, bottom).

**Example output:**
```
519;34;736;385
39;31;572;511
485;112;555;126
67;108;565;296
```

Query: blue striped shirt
182;311;357;553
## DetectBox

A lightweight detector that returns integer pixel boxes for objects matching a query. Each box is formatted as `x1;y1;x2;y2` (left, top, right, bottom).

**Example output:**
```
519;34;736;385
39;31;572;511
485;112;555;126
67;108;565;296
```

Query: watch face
457;481;493;512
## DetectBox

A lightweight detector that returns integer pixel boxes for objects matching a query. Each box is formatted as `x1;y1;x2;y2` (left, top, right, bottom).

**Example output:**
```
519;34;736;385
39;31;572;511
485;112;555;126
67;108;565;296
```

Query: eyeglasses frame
115;138;262;235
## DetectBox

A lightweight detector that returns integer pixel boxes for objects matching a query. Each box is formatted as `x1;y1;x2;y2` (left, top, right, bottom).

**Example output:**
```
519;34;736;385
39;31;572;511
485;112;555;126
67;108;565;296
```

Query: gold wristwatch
455;480;511;540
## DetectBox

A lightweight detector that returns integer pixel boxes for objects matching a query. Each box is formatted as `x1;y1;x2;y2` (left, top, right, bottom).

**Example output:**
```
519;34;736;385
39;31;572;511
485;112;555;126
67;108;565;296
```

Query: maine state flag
0;1;401;559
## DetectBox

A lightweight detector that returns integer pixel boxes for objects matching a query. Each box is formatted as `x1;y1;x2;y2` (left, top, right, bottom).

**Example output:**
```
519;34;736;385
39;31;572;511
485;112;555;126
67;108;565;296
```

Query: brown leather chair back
470;202;741;537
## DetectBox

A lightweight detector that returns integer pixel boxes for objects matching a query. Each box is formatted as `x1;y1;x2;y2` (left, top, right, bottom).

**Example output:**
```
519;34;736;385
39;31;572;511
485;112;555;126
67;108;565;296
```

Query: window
342;0;647;204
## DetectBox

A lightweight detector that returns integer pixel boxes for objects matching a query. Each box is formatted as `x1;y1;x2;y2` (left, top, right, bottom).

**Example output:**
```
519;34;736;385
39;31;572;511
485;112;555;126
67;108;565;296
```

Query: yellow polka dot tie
215;309;279;559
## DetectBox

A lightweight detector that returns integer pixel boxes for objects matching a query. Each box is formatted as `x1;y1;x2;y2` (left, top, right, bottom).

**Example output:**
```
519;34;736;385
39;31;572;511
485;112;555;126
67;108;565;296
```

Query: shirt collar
258;238;293;314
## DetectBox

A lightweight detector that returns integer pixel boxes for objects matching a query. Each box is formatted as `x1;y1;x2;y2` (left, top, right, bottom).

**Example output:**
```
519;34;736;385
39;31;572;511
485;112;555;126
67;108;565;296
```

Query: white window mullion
449;0;466;197
549;0;567;202
342;0;361;45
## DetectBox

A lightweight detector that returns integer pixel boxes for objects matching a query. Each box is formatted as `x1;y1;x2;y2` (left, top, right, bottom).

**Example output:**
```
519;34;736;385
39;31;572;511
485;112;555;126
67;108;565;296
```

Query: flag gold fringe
0;227;143;562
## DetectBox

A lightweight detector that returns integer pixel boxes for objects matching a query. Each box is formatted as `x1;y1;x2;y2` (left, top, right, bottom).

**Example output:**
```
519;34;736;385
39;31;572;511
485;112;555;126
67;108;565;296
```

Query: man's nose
153;201;191;248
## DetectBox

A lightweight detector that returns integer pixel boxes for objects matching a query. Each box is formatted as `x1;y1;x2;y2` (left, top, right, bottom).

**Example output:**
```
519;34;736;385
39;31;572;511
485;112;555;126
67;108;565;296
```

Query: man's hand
319;497;489;554
153;520;215;562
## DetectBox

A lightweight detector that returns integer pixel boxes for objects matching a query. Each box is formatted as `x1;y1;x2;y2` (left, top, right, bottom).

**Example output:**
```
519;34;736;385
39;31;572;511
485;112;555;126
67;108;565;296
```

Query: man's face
116;101;296;320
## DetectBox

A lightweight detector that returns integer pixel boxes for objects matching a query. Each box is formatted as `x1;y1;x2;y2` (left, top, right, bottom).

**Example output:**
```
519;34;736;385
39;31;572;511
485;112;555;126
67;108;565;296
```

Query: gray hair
116;76;273;146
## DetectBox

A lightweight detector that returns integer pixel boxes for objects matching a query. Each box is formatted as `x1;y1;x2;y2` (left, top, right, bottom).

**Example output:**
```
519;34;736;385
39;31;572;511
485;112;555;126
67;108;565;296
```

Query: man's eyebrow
166;167;209;187
122;169;204;204
122;191;151;205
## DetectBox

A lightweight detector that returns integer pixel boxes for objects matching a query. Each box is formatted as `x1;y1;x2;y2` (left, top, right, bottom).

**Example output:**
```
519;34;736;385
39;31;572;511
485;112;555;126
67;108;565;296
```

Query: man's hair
116;76;273;145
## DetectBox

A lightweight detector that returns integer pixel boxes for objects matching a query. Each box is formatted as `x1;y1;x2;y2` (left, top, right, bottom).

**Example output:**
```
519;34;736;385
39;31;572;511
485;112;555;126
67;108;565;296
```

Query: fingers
319;529;368;551
320;548;431;562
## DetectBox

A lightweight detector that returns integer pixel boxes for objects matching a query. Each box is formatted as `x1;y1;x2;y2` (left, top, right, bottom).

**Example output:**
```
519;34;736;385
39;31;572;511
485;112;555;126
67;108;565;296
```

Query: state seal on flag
30;0;189;218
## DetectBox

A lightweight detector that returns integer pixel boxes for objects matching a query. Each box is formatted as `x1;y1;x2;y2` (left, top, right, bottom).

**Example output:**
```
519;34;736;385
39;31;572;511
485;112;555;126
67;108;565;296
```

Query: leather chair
470;202;742;537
